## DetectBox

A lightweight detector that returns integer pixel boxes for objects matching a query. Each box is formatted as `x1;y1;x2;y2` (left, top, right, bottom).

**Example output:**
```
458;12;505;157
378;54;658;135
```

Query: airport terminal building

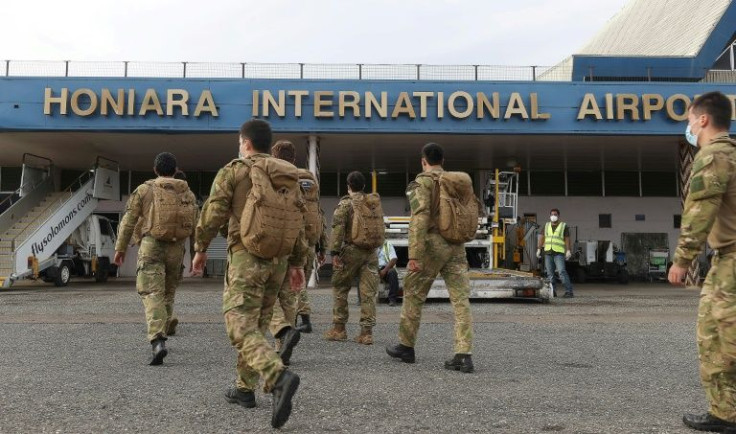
2;0;736;278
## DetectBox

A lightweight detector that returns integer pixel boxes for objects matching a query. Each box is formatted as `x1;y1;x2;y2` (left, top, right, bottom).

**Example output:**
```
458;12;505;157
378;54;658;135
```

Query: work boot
563;292;574;298
683;412;736;432
354;327;373;345
166;317;178;336
324;323;347;341
296;314;312;333
271;370;300;429
388;299;398;307
386;343;415;363
444;354;474;373
150;337;167;366
225;387;256;408
277;327;301;366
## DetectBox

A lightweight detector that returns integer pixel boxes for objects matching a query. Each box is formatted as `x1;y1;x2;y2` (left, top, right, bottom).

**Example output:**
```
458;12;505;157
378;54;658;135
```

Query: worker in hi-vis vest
536;208;574;298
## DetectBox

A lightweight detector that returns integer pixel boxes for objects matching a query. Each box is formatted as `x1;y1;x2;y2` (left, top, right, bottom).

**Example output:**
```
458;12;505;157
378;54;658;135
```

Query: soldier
191;120;306;429
113;152;197;365
324;171;384;345
294;216;327;333
386;142;475;373
669;92;736;433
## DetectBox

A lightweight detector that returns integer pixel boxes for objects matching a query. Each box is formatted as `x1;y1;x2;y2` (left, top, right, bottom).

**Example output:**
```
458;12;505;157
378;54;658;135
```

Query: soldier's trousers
331;244;378;328
296;249;317;316
698;252;736;421
223;249;287;393
399;233;473;354
136;236;185;342
269;271;300;337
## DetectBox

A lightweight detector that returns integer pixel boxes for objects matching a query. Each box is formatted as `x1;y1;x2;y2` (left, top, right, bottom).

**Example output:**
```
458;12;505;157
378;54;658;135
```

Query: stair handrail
22;153;53;171
0;173;51;212
9;167;96;250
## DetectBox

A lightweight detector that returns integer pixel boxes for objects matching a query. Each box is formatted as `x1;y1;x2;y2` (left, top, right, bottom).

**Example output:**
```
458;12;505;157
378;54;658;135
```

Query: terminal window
674;214;681;229
604;171;639;196
641;172;677;197
530;171;564;196
0;167;22;191
567;171;602;196
599;214;612;228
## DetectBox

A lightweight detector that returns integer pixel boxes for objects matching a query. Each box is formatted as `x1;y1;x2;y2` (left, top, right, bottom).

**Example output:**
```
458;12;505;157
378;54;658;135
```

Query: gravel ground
0;277;706;433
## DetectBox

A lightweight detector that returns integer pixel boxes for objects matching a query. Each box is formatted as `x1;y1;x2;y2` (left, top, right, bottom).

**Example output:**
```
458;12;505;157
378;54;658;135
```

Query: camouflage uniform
330;193;379;328
194;154;307;393
296;217;327;316
674;135;736;422
399;169;473;354
115;179;194;342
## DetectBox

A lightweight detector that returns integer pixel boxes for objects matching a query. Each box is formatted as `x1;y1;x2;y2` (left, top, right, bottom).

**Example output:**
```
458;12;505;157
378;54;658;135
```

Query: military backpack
142;178;198;242
432;171;480;244
349;193;385;249
298;168;323;246
240;157;304;259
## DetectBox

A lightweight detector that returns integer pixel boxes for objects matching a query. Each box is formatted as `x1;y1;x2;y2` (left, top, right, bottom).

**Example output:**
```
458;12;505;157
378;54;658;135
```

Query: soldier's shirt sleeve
317;211;328;253
408;177;432;260
115;185;147;252
194;167;234;252
328;200;349;253
289;226;309;267
673;150;729;267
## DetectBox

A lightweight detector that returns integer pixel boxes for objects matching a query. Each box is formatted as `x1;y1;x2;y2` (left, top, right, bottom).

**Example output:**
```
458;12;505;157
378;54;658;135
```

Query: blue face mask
685;124;698;147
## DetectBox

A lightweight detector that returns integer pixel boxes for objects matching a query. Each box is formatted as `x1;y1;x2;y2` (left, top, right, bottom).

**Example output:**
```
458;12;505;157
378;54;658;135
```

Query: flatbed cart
647;248;670;282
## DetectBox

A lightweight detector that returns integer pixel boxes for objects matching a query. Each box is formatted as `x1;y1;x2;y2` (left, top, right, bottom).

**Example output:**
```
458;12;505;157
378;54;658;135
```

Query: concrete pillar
307;135;319;288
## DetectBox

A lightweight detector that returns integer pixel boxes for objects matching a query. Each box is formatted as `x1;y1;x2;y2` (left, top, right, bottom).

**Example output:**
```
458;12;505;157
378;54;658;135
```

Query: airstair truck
0;155;120;288
381;169;552;302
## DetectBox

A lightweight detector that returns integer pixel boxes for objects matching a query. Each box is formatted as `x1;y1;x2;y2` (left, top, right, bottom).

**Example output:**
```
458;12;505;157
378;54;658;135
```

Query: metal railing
1;59;734;83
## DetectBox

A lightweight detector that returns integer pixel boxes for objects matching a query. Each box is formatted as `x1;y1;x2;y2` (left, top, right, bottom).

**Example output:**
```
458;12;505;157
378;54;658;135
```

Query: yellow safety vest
544;222;566;253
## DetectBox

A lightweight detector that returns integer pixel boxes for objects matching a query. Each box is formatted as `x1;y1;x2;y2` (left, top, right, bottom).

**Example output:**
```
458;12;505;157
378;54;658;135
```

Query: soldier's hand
407;259;421;272
332;256;342;268
113;251;125;267
289;267;305;292
317;251;326;266
192;252;207;276
668;264;688;286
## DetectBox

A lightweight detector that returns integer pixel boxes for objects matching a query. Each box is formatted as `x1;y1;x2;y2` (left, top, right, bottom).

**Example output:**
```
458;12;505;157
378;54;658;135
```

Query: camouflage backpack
142;178;198;242
298;168;323;245
240;157;304;259
349;193;385;249
433;172;480;244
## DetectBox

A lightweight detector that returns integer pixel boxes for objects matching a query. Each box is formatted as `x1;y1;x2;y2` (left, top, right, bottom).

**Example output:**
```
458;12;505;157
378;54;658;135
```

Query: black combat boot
386;343;415;363
271;370;300;428
150;337;168;366
444;354;474;373
225;387;256;408
683;412;736;432
276;327;301;366
296;314;312;333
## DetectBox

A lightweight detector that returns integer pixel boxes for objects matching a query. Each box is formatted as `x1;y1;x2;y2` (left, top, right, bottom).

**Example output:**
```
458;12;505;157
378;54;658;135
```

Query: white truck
0;155;120;288
379;169;552;302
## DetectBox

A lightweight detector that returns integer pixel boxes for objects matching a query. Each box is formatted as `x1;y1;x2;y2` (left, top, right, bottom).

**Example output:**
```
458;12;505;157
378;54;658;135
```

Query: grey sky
1;0;630;66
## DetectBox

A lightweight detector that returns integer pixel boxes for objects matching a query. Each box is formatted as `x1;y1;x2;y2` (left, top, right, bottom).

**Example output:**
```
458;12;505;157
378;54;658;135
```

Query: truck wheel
95;258;110;283
55;262;71;287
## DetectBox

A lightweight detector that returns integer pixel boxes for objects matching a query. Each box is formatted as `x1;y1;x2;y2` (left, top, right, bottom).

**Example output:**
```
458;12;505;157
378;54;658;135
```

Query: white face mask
550;215;559;222
685;123;699;147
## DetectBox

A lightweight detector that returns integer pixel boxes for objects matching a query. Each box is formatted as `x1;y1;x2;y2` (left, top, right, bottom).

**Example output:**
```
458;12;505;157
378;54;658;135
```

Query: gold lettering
194;90;218;117
437;92;444;119
70;88;98;117
339;91;361;117
641;94;664;120
477;92;499;119
530;93;550;120
504;92;529;119
577;93;602;120
728;95;736;121
413;92;434;118
605;93;614;120
365;91;387;118
448;91;474;118
44;87;68;115
616;94;640;121
252;90;259;116
391;92;416;118
288;90;309;117
314;91;334;117
665;94;690;122
262;90;286;117
138;89;164;116
127;89;135;116
101;89;124;116
166;89;189;116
